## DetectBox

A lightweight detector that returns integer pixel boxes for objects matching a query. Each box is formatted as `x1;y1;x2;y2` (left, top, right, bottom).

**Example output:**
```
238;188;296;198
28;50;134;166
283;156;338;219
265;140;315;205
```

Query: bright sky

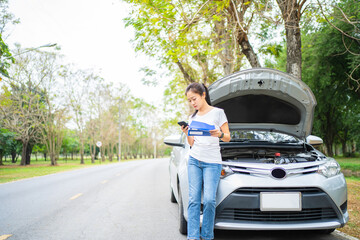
6;0;166;105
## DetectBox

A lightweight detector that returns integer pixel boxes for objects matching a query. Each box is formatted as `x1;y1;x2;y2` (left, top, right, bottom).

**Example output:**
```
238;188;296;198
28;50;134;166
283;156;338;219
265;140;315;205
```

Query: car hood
208;68;317;139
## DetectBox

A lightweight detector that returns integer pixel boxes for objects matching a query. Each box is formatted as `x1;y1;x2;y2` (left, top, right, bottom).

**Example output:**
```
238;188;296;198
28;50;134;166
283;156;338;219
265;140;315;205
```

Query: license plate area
260;192;302;211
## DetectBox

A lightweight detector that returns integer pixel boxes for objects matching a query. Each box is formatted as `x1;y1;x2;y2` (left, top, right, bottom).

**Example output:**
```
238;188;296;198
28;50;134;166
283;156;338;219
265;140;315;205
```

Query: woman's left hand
209;129;222;138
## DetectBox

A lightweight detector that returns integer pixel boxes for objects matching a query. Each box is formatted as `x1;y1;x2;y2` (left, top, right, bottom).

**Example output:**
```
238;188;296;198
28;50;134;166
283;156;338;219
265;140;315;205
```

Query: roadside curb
334;230;359;240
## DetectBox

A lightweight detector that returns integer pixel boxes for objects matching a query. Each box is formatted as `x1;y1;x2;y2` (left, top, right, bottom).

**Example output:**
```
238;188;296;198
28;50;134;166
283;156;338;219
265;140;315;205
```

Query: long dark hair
185;82;211;118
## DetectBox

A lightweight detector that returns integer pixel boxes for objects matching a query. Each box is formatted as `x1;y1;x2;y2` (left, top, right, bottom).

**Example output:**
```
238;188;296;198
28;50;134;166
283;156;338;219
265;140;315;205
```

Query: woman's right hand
181;125;189;135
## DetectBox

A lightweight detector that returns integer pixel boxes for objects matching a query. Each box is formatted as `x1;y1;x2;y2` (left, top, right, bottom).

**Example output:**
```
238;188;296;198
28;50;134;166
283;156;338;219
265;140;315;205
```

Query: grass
339;177;360;239
336;157;360;172
335;157;360;178
0;157;131;184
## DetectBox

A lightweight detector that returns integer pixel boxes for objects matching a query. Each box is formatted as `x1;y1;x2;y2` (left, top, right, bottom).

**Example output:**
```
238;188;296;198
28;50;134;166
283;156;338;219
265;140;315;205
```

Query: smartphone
177;121;188;128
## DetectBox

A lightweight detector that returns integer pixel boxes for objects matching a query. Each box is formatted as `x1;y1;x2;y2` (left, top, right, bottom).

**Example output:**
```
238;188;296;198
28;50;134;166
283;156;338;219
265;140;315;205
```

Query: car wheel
170;187;177;203
178;187;188;235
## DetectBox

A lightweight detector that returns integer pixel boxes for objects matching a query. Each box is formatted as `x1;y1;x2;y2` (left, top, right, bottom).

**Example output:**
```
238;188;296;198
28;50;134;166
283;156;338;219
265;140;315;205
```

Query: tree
0;47;65;165
301;3;360;156
317;0;360;91
0;127;14;165
274;0;309;79
0;0;19;79
41;107;67;165
124;0;262;86
0;76;45;165
62;68;97;164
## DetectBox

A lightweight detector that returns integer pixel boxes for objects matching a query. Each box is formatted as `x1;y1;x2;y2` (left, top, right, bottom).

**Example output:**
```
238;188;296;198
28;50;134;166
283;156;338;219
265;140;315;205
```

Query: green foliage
140;67;158;87
301;0;360;156
0;128;15;151
0;33;14;78
123;0;253;85
0;0;19;79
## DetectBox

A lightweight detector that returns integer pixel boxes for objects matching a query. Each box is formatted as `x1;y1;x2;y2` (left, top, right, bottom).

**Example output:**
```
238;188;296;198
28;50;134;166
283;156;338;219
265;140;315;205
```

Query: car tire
170;187;177;203
178;187;188;235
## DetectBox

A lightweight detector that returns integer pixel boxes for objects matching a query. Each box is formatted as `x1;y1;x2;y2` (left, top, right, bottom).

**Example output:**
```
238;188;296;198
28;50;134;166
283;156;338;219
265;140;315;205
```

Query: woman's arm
220;122;231;142
209;122;231;142
181;125;194;146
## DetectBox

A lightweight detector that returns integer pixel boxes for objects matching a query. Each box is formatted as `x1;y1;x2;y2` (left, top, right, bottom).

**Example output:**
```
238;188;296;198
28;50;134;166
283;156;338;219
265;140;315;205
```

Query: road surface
0;158;356;240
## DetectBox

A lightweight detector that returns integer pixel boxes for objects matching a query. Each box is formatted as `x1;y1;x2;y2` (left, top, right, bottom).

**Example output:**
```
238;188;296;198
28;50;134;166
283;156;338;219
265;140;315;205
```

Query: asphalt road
0;158;356;240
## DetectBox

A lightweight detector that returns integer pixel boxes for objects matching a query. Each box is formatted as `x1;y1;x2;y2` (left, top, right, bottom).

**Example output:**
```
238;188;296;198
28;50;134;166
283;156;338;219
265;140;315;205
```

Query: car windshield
230;130;300;143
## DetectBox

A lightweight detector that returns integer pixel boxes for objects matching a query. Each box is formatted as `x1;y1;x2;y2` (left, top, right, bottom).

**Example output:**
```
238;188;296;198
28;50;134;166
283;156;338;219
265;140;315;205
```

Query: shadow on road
214;229;339;240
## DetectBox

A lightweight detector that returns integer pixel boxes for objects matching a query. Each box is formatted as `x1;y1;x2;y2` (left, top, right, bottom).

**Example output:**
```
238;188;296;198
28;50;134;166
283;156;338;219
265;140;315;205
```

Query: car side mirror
306;135;323;146
164;135;185;148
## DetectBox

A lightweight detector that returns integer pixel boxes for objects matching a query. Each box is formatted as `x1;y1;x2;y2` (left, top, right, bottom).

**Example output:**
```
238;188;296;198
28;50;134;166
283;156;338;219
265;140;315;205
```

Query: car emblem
271;168;287;179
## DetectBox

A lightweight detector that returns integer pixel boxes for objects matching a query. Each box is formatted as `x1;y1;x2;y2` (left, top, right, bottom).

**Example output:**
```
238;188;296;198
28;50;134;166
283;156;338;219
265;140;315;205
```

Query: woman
181;82;231;240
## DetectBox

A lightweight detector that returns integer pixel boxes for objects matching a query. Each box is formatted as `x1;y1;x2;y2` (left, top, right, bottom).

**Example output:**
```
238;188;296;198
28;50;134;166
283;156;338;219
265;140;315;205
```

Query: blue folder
188;121;215;136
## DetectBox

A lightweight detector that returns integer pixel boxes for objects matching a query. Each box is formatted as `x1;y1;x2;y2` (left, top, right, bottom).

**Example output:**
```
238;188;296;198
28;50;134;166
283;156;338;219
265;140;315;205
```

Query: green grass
335;157;360;172
345;176;360;181
0;157;134;184
0;164;91;183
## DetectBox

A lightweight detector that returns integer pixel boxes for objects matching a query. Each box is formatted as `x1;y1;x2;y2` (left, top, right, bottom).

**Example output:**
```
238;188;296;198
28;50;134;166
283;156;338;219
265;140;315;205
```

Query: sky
6;0;167;105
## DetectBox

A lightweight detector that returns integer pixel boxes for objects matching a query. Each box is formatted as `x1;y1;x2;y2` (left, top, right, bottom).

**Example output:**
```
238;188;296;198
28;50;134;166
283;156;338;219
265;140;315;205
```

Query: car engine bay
221;147;327;164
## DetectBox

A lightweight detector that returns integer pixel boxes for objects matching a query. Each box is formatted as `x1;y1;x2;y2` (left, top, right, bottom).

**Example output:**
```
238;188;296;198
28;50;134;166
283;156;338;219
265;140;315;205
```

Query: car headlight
221;165;234;179
317;158;341;178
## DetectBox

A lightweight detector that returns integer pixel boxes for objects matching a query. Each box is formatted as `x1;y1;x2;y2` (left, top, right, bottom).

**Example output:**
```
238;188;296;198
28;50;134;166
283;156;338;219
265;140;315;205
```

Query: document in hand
188;121;215;136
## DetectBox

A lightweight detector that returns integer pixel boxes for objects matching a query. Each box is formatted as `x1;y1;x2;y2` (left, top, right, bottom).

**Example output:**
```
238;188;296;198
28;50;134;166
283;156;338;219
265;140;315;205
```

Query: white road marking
70;193;83;200
0;234;13;240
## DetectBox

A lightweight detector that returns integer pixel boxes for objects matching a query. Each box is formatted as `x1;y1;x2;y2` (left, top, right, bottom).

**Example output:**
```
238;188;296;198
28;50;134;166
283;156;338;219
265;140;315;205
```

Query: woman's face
186;90;206;110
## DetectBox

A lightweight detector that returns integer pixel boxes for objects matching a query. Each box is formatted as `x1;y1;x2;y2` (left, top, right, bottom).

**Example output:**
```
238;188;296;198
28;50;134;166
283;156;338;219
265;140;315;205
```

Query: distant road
0;158;355;240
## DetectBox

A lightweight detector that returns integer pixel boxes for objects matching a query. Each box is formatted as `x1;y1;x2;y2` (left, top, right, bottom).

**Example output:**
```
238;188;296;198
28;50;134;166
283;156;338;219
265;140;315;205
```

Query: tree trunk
352;141;356;155
90;143;95;163
11;151;16;163
214;20;234;75
50;152;56;166
80;140;84;164
285;21;302;79
101;146;105;162
175;61;195;84
341;141;347;157
108;143;113;162
0;150;3;165
276;0;303;79
20;140;28;166
227;0;261;69
26;143;33;165
325;142;334;157
237;31;261;68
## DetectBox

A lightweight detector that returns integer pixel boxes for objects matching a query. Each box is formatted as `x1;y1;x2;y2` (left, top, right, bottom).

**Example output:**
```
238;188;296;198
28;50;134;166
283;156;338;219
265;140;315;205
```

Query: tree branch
317;0;360;41
175;60;195;83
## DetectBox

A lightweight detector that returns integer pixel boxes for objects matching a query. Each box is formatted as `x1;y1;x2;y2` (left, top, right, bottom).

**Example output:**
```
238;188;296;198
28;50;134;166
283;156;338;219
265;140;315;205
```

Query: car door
169;133;186;200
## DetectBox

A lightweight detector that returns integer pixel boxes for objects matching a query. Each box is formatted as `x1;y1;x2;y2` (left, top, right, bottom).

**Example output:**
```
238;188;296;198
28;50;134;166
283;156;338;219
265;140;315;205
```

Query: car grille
218;208;337;222
228;165;319;178
234;187;322;194
216;187;340;223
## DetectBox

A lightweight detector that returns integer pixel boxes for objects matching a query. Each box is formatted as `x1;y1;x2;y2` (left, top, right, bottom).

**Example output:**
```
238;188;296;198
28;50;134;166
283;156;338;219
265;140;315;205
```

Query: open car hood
208;68;317;139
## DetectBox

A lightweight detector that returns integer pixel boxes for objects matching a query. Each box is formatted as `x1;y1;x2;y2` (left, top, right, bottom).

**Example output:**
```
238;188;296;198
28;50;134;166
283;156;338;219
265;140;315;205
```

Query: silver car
164;68;348;235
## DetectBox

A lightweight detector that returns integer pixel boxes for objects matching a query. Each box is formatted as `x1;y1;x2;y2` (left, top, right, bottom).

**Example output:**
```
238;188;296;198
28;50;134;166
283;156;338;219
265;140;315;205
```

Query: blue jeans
187;156;222;240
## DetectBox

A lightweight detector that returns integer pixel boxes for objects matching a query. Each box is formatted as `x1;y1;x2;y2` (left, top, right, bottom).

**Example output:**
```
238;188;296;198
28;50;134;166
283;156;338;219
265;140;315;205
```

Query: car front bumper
215;172;348;230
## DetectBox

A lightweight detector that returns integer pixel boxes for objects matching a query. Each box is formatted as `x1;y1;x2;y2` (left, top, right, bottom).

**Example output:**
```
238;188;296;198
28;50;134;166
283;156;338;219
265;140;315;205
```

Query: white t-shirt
188;107;228;164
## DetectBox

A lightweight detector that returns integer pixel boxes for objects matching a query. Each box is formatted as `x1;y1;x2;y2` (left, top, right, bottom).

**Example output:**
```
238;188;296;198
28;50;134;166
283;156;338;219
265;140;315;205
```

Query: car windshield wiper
276;140;299;143
230;139;270;143
230;138;251;142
